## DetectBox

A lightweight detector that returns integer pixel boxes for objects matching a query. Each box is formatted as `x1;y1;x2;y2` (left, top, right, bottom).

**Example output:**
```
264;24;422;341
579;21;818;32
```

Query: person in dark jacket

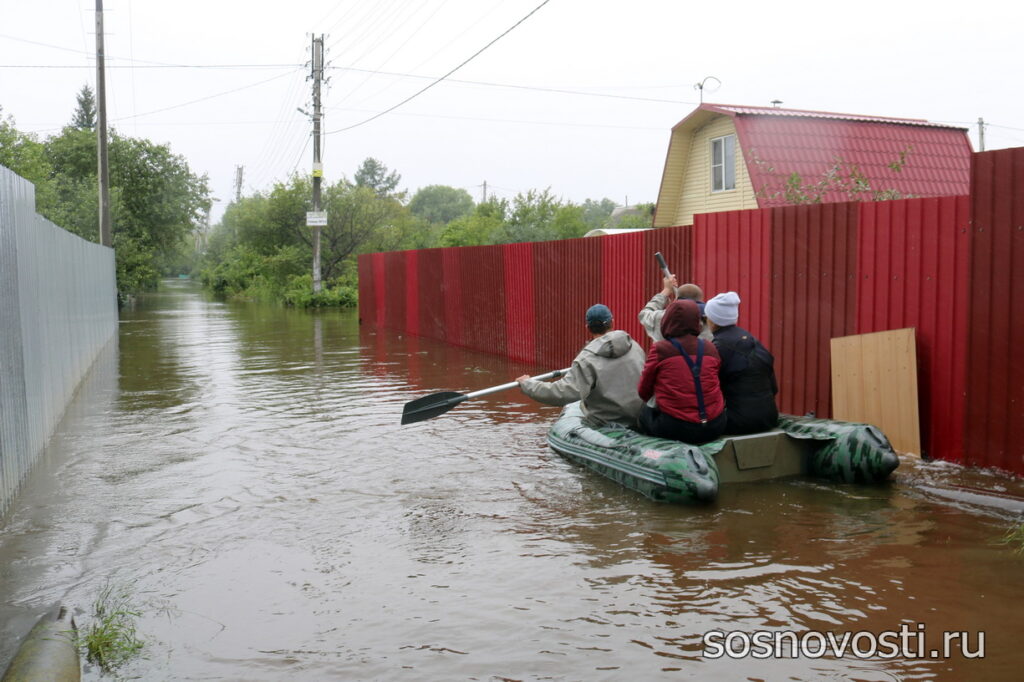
703;291;779;435
637;299;727;444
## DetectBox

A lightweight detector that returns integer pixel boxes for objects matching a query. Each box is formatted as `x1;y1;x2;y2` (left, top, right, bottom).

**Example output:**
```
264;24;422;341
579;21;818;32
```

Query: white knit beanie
705;291;740;326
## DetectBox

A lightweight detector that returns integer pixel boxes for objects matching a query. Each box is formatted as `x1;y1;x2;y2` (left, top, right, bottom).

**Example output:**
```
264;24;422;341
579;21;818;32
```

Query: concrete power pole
311;35;324;294
95;0;112;247
482;180;487;203
978;117;986;152
234;165;244;202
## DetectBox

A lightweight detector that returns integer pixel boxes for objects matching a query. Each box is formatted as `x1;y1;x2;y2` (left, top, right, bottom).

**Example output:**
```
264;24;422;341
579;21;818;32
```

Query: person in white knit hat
704;291;779;435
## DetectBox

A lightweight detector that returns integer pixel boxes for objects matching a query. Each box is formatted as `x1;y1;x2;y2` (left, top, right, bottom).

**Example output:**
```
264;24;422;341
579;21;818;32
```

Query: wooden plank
831;328;921;455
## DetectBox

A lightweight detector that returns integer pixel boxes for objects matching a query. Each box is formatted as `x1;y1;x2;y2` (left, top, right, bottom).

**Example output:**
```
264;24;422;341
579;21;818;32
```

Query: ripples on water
0;281;1021;680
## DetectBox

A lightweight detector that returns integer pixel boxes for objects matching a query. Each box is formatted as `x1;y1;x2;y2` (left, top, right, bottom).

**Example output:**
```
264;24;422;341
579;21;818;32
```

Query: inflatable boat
546;402;900;503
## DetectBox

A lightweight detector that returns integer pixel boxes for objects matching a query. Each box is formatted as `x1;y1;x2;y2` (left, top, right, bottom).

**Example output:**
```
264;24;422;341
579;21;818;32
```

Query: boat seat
713;429;813;483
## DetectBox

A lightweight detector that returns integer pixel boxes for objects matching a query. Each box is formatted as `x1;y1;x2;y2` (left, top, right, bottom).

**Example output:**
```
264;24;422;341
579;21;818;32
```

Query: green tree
354;157;401;197
72;85;96;130
45;174;100;240
320;182;404;281
2;102;209;299
108;135;209;266
267;175;310;236
614;202;655;229
0;110;57;211
408;185;474;224
221;177;308;256
43;125;209;295
581;197;617;232
493;188;561;243
199;160;411;305
366;212;441;252
552;204;588;239
439;197;507;246
43;126;99;237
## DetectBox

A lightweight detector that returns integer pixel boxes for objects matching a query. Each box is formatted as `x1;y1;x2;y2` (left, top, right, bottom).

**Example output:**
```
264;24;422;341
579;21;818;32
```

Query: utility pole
482;180;487;203
95;0;112;247
234;165;244;202
310;35;324;294
978;117;986;152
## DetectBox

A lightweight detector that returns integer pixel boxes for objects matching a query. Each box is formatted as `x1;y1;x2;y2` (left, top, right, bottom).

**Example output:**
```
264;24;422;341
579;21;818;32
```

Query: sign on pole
306;211;327;227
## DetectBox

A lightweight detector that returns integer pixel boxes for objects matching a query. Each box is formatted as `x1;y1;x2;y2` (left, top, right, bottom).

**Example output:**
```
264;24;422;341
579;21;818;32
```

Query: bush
282;274;357;308
199;245;306;302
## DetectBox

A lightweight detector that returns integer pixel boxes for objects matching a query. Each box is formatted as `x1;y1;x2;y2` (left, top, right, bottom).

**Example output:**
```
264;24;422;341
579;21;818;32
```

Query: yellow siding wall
673;117;758;226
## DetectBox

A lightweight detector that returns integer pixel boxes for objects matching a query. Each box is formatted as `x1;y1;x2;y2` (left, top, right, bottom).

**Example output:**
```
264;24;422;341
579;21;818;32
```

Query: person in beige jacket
639;275;713;343
516;304;645;427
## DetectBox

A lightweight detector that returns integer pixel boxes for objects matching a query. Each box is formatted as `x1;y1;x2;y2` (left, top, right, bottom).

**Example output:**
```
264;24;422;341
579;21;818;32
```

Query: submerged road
1;280;1022;680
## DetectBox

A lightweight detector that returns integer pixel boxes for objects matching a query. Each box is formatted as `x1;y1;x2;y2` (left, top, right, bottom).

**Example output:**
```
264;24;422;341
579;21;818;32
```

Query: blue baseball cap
585;304;613;325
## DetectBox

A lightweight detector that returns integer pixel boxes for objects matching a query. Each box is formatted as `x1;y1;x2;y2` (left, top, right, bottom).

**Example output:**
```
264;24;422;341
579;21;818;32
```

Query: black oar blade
401;391;469;425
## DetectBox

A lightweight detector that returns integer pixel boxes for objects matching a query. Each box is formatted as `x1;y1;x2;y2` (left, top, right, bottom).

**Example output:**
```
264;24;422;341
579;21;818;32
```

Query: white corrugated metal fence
0;165;117;517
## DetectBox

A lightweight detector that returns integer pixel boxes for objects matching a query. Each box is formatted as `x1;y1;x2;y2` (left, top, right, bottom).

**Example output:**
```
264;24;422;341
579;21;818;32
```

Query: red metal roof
700;103;965;128
700;103;973;205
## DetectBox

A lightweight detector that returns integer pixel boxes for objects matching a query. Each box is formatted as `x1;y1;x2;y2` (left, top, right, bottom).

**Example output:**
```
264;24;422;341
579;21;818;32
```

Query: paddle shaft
401;367;570;424
654;251;672;280
466;368;571;399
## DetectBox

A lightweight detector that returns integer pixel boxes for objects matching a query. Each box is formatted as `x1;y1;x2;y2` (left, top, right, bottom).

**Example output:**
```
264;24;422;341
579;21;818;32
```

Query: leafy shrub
199;245;306;302
282;274;357;308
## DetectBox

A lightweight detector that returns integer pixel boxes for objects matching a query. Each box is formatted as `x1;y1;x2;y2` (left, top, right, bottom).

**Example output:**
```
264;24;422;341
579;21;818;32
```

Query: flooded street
1;280;1022;680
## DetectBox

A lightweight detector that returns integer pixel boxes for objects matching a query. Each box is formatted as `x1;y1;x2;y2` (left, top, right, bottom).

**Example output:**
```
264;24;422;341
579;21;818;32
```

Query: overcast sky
2;0;1022;223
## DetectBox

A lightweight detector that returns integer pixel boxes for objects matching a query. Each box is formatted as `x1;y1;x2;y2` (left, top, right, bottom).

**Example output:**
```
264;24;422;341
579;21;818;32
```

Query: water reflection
0;280;1021;680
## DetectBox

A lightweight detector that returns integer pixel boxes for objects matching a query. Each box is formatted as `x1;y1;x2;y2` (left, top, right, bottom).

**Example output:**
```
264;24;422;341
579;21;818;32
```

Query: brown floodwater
1;279;1022;680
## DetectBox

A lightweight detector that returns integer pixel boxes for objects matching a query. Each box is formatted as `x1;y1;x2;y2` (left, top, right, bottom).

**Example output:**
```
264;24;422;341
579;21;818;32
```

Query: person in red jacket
637;299;727;444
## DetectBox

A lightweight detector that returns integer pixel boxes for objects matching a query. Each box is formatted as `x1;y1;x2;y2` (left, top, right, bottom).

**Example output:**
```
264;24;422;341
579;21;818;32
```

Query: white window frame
711;134;736;193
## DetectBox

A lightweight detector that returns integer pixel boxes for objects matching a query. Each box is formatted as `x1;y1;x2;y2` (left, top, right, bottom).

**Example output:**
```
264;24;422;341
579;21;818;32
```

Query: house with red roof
653;103;973;228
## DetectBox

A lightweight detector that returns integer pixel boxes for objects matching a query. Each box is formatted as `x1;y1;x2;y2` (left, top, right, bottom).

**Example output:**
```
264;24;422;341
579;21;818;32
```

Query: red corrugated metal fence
965;148;1024;474
770;203;858;419
857;196;971;464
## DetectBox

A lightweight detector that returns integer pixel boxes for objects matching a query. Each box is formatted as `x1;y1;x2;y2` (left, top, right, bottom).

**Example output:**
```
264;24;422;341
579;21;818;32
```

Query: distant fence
0;166;117;516
360;147;1024;476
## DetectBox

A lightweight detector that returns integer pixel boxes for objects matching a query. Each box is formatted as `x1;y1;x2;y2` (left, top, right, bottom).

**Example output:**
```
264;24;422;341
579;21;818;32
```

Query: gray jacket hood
584;329;636;359
519;328;645;426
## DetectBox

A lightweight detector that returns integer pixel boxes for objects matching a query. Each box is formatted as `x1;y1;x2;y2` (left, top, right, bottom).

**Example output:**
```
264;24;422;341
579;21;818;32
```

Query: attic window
711;134;736;192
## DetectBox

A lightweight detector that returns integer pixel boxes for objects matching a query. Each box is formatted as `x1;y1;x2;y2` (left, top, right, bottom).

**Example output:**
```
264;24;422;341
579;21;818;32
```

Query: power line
0;31;299;69
0;60;694;105
400;1;507;83
325;0;553;135
291;132;313;174
110;69;300;122
128;0;138;135
330;0;452;110
315;0;357;32
324;106;666;131
248;45;310;190
0;32;92;56
324;0;404;58
0;59;696;105
324;66;695;104
0;63;302;69
21;68;301;135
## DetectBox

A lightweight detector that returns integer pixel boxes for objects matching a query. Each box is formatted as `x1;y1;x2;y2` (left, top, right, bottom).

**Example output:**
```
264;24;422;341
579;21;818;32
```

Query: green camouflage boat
546;402;900;504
